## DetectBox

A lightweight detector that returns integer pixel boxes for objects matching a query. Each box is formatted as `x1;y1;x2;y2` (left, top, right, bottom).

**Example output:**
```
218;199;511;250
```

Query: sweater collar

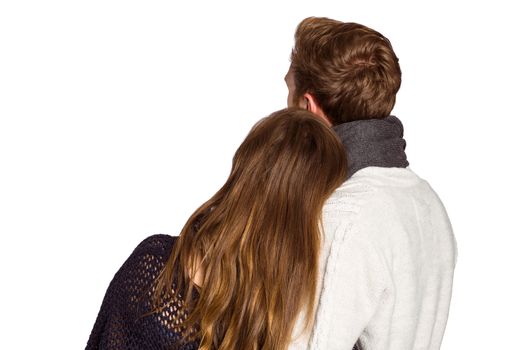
332;115;409;180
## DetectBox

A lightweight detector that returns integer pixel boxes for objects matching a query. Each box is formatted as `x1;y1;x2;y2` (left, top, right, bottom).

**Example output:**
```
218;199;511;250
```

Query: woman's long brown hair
145;108;348;350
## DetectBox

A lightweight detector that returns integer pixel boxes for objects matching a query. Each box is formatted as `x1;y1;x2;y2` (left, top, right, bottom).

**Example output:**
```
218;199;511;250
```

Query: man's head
286;17;402;126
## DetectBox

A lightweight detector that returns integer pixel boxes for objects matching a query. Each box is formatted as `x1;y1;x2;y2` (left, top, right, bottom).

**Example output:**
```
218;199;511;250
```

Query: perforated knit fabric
85;233;362;350
85;234;203;350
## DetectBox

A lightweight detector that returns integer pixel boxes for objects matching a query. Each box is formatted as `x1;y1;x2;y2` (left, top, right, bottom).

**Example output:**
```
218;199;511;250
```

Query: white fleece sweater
288;166;457;350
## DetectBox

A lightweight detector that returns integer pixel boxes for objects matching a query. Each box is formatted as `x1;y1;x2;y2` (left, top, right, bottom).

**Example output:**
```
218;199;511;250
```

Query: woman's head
226;107;348;223
148;108;348;350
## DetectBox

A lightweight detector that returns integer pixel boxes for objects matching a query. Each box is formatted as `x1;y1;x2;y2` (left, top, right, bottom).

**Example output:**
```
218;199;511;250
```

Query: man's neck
332;115;409;180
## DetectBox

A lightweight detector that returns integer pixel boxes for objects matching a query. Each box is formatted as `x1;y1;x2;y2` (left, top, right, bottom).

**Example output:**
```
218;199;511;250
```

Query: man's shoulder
322;166;440;224
322;166;452;243
325;166;423;204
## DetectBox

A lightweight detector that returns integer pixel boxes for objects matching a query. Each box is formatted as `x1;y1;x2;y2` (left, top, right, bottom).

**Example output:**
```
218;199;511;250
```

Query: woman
85;108;348;350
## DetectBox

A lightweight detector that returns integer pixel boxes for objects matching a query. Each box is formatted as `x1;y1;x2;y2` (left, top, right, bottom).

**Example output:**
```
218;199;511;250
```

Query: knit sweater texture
287;166;457;349
285;115;457;349
85;234;203;349
85;115;457;349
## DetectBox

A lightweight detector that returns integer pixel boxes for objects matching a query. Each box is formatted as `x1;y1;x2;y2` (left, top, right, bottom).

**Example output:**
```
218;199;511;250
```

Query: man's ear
304;92;332;126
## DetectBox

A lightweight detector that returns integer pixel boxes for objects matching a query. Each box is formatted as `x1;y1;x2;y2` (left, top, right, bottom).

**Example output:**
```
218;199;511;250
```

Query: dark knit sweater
85;234;202;349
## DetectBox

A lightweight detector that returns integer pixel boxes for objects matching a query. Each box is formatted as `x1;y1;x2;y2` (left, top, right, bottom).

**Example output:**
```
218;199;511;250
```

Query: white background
1;0;524;349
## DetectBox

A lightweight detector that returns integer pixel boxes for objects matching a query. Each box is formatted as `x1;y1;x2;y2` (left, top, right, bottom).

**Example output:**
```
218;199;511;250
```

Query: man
284;17;457;349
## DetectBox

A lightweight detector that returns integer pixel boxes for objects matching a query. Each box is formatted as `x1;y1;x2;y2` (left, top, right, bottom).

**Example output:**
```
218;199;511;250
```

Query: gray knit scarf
332;115;409;180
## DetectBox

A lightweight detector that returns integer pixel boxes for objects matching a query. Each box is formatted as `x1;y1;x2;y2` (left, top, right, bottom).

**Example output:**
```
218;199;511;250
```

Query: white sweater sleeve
321;223;389;349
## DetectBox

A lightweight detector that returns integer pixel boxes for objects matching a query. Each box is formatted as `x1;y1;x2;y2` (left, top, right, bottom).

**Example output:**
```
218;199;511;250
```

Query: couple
85;17;457;350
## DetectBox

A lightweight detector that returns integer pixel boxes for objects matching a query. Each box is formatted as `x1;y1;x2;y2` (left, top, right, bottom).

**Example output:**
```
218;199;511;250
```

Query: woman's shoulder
112;234;177;281
134;233;178;254
129;233;179;256
119;234;180;273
